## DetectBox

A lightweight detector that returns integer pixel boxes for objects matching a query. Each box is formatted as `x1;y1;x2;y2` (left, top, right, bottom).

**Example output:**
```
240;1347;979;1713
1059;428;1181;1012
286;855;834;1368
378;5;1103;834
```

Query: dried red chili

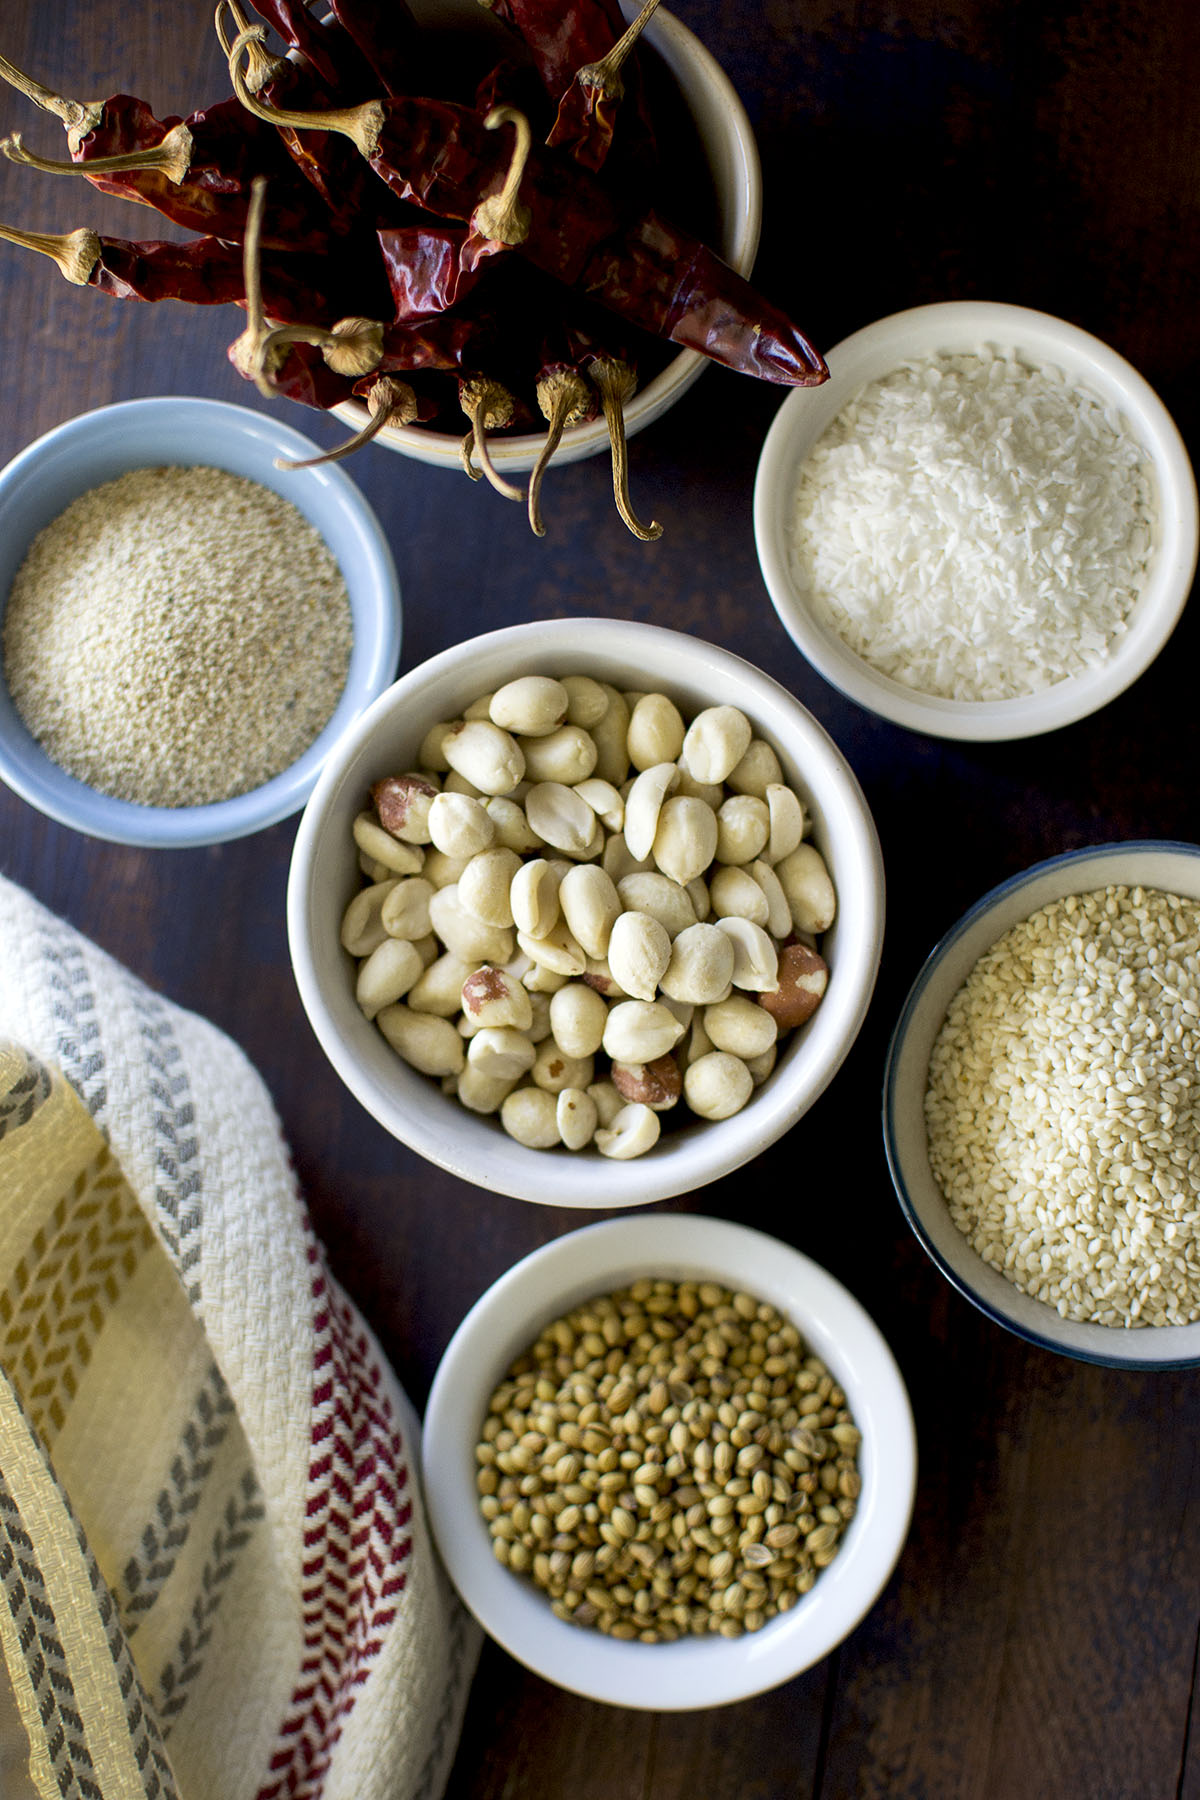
545;0;663;173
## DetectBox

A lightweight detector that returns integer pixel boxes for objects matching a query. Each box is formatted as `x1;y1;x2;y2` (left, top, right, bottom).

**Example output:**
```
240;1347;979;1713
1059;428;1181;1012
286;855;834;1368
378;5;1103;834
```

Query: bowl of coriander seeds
422;1212;916;1708
286;616;885;1205
0;396;400;847
885;840;1200;1367
753;301;1198;740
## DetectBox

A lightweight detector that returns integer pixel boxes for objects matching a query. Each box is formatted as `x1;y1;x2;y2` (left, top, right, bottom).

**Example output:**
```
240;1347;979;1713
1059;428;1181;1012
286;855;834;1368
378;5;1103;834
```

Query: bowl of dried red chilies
0;0;827;539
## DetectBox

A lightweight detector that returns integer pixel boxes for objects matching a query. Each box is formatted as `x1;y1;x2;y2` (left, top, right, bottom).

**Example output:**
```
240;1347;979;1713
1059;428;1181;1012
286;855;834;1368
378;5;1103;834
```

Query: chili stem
258;316;384;378
0;220;100;285
228;174;277;395
0;52;103;147
276;377;419;468
591;356;662;540
459;376;525;503
1;123;193;185
220;9;385;158
576;0;664;98
474;106;531;247
213;0;289;92
528;367;593;537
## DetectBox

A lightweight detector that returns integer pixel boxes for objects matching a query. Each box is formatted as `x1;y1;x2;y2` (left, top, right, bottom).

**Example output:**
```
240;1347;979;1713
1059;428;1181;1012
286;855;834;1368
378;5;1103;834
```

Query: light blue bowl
0;397;401;848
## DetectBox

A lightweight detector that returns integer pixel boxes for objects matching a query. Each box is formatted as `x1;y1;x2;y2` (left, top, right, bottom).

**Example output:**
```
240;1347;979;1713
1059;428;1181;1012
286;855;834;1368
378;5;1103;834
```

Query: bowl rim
753;300;1200;742
331;0;764;469
286;616;886;1205
421;1211;917;1708
0;395;401;848
882;838;1200;1368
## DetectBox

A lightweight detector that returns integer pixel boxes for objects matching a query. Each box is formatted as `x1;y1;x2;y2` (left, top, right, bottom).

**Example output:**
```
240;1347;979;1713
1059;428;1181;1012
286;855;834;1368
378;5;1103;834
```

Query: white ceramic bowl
287;618;884;1205
754;301;1199;741
0;397;401;848
884;840;1200;1368
331;0;762;472
422;1212;916;1708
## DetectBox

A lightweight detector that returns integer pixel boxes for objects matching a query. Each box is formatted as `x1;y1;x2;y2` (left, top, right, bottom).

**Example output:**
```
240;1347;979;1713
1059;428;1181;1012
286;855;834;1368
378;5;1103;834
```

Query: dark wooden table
2;2;1199;1794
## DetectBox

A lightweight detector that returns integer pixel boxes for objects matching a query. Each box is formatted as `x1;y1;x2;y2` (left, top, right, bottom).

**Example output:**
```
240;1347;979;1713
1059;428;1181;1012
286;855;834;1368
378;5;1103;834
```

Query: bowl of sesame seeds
884;840;1200;1366
421;1212;916;1709
753;301;1198;741
0;396;400;847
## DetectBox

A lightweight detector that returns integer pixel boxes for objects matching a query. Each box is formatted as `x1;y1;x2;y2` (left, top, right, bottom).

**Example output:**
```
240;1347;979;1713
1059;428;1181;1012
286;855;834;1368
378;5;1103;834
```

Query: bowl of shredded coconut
883;841;1200;1367
754;302;1198;740
0;396;401;847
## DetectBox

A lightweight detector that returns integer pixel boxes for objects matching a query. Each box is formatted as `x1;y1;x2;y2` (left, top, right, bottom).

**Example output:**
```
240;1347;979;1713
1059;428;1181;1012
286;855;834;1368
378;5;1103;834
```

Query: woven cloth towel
0;873;477;1800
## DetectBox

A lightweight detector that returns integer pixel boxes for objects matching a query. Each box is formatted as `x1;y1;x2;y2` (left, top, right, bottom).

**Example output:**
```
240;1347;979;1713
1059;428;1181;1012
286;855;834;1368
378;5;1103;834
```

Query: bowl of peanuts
286;617;884;1204
421;1212;916;1707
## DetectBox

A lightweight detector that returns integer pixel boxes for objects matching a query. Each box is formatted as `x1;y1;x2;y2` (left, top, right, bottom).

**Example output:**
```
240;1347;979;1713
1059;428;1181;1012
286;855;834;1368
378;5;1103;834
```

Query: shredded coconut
3;465;353;808
925;885;1200;1328
788;348;1155;702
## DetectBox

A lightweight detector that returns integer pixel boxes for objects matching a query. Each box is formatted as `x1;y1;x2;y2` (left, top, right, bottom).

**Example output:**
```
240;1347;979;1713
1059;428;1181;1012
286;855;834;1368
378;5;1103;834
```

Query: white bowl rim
331;0;763;469
883;838;1200;1368
286;616;885;1205
754;300;1200;742
0;395;401;848
421;1211;917;1708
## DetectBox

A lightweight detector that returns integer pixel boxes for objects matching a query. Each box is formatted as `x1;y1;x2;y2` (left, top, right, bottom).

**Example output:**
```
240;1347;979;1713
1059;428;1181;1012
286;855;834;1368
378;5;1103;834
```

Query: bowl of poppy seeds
422;1212;916;1709
0;395;400;847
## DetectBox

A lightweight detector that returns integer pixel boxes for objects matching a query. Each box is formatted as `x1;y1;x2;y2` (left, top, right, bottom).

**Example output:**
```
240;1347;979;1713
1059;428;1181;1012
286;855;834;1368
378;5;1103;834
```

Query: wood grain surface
1;2;1198;1796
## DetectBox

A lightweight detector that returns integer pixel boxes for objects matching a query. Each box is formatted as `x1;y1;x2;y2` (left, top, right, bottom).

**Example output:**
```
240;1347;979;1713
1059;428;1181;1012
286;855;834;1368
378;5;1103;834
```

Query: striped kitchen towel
0;873;477;1800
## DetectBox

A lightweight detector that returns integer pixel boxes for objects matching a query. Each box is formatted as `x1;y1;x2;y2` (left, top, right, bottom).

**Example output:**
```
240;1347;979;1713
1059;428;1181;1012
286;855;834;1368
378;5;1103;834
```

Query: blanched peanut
680;706;752;785
524;781;597;857
680;1010;715;1067
485;795;544;853
652;795;718;887
377;1004;465;1077
341;880;397;956
624;762;680;862
582;956;631;1000
422;847;471;890
510;857;561;939
517;918;587;977
775;842;837;933
526;989;554;1043
602;831;653;883
442;719;525;795
359;855;392;883
356;937;424;1020
606;910;671;1002
381;876;434;941
461;965;533;1032
442;769;484;798
428;791;495;859
704;995;778;1060
531;1040;594;1094
616;872;697;938
522;962;570;993
574;777;624;833
714;916;779;992
456;1064;520;1115
428;885;515;963
558;864;622;959
709;865;770;928
748;859;792;940
760;941;829;1027
371;774;438;843
612;1053;682;1110
659;922;735;1005
687;875;712;922
557;1087;599;1150
587;1079;625;1127
595;1102;660;1159
727;737;784;797
745;1044;777;1086
489;675;569;737
674;767;724;809
407;951;479;1017
684;1051;754;1120
353;812;425;875
414;933;440;969
602;1000;685;1064
463;691;494;721
766;784;806;864
519;724;598;785
500;1085;561;1148
590;685;631;785
549;982;609;1058
628;693;686;770
468;1027;537;1081
418;721;454;772
562;674;610;728
458;846;522;928
715;795;770;866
